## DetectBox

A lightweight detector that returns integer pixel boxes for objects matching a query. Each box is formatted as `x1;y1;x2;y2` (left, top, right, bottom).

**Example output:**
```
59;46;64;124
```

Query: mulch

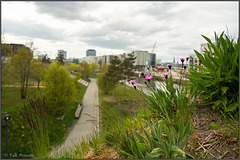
187;105;239;159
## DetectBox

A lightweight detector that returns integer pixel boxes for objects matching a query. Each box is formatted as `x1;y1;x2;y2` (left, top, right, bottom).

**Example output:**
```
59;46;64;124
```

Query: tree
69;63;80;72
56;53;65;65
30;60;45;90
1;43;12;91
106;56;123;97
10;45;33;99
42;54;51;64
90;62;99;73
99;62;108;73
79;61;90;78
121;52;136;95
44;62;75;116
97;73;114;94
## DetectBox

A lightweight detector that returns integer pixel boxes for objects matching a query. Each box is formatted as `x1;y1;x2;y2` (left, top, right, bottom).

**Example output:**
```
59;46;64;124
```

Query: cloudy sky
1;1;239;62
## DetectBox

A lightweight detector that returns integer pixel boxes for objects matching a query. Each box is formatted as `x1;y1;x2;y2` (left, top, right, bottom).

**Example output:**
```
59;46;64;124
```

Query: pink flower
145;75;152;80
129;80;134;83
164;73;168;79
133;84;138;89
180;58;185;63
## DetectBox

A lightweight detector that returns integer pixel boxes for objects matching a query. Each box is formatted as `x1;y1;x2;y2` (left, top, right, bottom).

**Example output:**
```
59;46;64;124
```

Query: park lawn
1;87;46;113
99;83;145;101
99;82;148;132
1;77;88;159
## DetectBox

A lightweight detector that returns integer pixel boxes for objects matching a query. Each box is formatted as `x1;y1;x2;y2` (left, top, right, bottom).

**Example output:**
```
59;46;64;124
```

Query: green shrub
187;32;239;116
44;62;75;116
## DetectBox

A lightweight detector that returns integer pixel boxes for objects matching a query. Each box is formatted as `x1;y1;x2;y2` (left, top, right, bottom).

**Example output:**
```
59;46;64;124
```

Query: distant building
156;59;162;66
2;43;25;57
58;50;67;59
73;58;79;64
86;49;96;57
1;43;28;63
189;54;199;71
189;43;215;71
79;56;98;64
133;50;156;71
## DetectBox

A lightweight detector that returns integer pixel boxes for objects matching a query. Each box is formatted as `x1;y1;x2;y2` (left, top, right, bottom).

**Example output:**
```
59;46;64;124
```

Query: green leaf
185;152;195;159
210;91;218;99
178;117;184;140
221;86;229;95
145;148;163;159
225;102;239;112
133;130;146;144
118;149;134;159
212;100;221;110
171;146;186;159
182;121;191;140
164;124;171;137
210;122;220;130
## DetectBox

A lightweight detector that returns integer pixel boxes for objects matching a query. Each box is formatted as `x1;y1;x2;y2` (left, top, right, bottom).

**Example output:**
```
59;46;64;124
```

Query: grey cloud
33;2;99;22
84;36;135;49
2;19;64;40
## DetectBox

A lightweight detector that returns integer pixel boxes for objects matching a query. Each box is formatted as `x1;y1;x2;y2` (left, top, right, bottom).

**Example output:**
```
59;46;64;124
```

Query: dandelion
22;134;24;137
133;84;138;89
21;126;25;129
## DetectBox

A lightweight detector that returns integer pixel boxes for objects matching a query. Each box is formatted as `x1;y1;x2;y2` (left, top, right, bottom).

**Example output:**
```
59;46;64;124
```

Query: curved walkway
51;78;99;156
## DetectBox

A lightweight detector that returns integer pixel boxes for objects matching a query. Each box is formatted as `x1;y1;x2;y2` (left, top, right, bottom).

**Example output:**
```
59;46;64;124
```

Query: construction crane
151;41;156;53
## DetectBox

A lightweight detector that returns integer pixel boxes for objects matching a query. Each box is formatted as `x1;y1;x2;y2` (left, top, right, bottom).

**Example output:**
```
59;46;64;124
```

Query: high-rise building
86;49;96;57
58;50;67;59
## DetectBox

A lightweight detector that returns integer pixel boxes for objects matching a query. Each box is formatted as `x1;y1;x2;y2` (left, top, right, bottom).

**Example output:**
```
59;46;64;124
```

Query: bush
44;62;75;116
187;32;239;116
97;73;114;94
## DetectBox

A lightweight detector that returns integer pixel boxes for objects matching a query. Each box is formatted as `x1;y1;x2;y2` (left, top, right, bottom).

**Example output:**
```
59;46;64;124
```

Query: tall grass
19;95;50;158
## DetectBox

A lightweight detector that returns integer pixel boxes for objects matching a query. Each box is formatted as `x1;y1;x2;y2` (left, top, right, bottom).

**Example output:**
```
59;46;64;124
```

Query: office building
189;43;215;71
58;50;67;59
86;49;96;57
133;50;156;71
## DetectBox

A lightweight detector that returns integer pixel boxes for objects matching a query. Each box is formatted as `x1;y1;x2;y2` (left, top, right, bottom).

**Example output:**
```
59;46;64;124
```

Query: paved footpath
50;78;99;156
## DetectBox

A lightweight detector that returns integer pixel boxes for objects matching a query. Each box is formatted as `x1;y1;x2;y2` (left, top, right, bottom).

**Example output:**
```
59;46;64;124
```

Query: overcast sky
1;1;239;62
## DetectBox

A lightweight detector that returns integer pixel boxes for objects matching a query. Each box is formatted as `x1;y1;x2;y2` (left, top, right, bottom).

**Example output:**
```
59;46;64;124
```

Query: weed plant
188;32;239;117
120;118;194;159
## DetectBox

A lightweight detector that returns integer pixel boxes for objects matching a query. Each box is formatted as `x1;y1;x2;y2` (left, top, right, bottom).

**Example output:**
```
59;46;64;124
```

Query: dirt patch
83;147;120;159
187;105;239;159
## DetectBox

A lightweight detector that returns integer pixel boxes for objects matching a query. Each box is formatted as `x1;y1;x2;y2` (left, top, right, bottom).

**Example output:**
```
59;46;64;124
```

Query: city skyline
1;1;239;62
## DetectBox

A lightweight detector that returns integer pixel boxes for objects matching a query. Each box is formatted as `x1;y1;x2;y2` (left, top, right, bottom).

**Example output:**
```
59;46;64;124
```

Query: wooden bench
75;103;83;118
